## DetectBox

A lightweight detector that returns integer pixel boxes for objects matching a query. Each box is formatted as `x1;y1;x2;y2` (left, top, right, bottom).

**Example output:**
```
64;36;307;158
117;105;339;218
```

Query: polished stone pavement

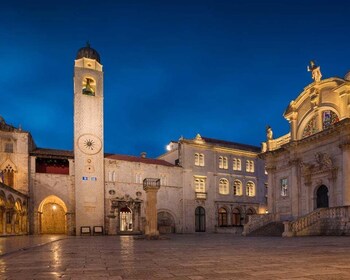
1;234;350;280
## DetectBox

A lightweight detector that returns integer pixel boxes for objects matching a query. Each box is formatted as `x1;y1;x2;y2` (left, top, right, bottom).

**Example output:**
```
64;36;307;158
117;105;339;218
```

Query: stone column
290;159;300;219
143;179;160;239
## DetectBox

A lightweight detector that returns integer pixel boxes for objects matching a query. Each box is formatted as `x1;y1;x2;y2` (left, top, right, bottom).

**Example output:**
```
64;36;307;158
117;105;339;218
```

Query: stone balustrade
242;213;274;236
262;133;291;152
283;206;350;237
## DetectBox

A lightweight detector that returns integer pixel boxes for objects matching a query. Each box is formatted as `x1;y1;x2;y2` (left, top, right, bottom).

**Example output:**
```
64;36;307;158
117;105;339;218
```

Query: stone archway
38;196;67;234
157;211;176;233
316;185;329;208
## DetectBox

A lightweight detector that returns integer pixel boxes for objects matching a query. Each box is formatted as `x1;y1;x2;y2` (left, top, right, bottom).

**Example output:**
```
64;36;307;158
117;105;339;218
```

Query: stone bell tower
73;43;104;235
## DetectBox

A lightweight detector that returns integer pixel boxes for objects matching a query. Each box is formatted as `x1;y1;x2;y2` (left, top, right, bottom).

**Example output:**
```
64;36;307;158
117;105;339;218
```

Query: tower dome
76;42;101;63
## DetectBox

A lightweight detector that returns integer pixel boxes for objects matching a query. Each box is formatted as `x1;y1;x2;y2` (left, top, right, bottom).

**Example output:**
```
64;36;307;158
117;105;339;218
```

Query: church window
233;180;243;196
195;153;205;166
218;178;229;195
302;116;318;138
219;156;228;169
246;181;255;197
322;110;339;130
4;143;13;153
218;207;228;226
281;178;288;197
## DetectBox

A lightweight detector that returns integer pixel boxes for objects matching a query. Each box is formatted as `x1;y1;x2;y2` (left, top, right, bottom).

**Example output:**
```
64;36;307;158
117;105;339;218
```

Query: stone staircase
247;222;284;237
283;206;350;237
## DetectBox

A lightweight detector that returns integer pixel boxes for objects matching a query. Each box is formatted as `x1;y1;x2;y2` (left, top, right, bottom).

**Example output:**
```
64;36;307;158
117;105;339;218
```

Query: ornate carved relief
301;152;338;185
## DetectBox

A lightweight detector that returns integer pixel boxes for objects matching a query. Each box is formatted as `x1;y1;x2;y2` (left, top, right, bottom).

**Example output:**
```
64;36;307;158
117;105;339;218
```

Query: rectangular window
246;160;255;173
194;176;206;193
281;178;288;197
4;143;13;153
219;156;228;169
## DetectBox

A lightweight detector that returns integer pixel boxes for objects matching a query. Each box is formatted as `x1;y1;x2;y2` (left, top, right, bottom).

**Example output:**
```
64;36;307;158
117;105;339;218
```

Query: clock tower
74;44;104;234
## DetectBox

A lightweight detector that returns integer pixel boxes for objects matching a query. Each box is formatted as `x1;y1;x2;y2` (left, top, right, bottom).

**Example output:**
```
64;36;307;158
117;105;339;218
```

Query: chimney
140;152;147;158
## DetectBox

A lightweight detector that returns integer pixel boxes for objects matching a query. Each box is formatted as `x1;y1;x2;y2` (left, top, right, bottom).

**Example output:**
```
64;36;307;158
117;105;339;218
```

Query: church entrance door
119;207;133;232
316;185;329;208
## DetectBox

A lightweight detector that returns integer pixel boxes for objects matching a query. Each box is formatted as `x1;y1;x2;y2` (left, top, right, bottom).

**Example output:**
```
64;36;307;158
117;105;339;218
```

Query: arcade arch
38;195;67;234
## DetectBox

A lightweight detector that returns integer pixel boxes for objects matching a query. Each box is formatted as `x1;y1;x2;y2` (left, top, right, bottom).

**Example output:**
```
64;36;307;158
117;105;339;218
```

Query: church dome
76;43;101;63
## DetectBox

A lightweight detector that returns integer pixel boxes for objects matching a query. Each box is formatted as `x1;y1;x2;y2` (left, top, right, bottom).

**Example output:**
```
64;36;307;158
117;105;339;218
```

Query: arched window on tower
82;77;96;96
233;180;242;196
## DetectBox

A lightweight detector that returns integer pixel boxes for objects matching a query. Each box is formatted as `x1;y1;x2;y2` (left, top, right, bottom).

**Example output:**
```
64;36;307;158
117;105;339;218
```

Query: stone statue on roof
266;126;273;140
307;60;322;82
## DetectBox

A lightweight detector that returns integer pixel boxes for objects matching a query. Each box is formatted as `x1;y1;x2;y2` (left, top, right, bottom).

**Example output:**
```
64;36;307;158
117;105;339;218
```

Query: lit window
195;153;199;166
199;154;205;166
237;159;241;171
302;116;318;138
219;178;229;195
195;153;205;166
323;110;339;130
246;160;254;173
218;207;228;226
233;180;242;196
194;177;206;193
219;156;228;169
281;178;288;197
246;181;255;197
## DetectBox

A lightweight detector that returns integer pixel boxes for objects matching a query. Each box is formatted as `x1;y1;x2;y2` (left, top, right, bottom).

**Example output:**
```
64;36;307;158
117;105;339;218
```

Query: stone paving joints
1;234;350;280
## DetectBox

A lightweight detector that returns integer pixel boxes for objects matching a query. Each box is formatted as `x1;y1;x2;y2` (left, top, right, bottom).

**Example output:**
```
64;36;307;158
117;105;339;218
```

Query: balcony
195;192;207;200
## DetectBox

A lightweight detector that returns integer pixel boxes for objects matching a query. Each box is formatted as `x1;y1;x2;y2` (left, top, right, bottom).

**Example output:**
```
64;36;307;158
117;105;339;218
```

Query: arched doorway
316;185;329;208
195;206;206;232
245;208;256;224
218;207;227;227
232;208;241;226
38;196;67;234
157;211;176;233
120;206;133;232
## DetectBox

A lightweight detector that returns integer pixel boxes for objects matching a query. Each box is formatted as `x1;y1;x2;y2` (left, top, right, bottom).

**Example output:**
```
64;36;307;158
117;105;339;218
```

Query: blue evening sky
1;0;350;157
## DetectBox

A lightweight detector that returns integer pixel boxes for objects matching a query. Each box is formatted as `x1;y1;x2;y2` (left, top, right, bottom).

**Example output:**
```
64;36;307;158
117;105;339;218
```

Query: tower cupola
76;42;101;63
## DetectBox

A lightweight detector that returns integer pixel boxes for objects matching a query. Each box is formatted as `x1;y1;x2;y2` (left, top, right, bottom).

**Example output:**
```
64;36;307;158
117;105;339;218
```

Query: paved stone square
1;234;350;279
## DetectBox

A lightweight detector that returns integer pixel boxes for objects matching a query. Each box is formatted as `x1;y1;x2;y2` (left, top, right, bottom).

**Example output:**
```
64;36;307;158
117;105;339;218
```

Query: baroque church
0;45;268;236
244;61;350;237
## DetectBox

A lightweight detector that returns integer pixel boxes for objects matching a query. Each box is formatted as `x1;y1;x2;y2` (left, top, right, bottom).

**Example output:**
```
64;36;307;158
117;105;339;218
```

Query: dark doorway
195;206;206;232
316;185;329;208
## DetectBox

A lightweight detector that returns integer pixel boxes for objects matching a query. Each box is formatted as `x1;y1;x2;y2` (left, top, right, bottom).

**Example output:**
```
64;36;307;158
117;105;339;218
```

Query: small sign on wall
82;176;88;181
91;177;97;181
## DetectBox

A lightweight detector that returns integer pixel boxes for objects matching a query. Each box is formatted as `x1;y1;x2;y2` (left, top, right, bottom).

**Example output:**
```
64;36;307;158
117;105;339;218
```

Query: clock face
77;134;102;155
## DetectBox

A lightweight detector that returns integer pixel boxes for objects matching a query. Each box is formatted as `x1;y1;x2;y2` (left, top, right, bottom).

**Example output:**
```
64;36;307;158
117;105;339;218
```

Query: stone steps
247;222;284;236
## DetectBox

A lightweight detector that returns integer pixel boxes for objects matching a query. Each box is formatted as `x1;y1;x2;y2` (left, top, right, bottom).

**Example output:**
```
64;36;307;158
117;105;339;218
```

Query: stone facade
159;134;267;233
0;46;267;236
255;70;350;236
